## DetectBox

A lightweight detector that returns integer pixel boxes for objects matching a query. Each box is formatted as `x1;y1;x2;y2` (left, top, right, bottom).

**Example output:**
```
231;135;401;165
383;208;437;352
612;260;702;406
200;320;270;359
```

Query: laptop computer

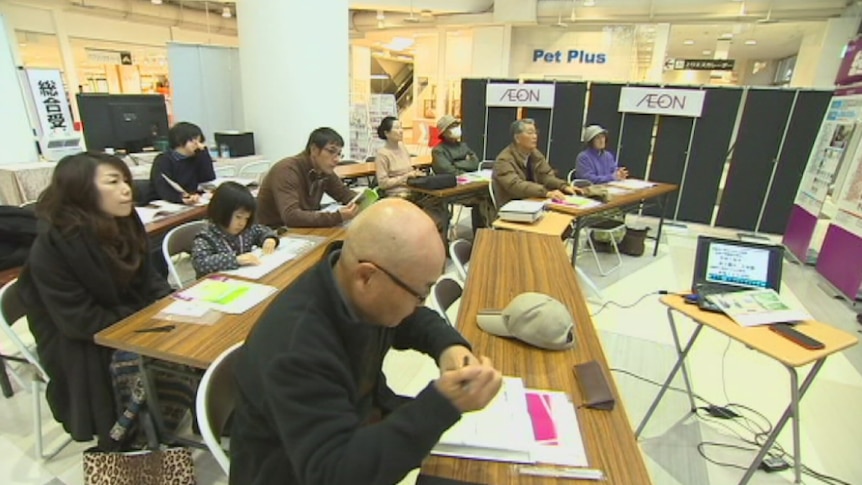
691;236;785;312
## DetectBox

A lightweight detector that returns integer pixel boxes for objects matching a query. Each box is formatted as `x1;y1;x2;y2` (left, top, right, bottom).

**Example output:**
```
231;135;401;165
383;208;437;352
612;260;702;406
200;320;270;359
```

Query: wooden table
421;230;651;485
492;211;574;237
334;155;432;179
544;182;678;265
143;205;209;239
95;226;346;369
638;295;858;485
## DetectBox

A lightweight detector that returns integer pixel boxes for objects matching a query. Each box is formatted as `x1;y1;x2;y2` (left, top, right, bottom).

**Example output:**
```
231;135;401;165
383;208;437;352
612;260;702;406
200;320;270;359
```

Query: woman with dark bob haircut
17;151;172;450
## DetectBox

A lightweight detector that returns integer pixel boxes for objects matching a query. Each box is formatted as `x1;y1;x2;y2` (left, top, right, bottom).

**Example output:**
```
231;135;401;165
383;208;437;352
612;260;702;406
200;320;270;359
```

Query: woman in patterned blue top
191;182;279;278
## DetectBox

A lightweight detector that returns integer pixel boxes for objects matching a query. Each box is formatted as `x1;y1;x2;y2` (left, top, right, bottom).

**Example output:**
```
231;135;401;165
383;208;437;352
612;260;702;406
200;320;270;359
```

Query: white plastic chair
586;223;625;276
449;239;472;283
566;168;593;189
428;277;463;327
0;279;72;460
237;160;272;184
196;341;242;476
162;220;208;289
214;165;237;178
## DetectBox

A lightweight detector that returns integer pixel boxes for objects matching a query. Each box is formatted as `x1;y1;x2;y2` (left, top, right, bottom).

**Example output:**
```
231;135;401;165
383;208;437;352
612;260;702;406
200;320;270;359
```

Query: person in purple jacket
575;125;629;184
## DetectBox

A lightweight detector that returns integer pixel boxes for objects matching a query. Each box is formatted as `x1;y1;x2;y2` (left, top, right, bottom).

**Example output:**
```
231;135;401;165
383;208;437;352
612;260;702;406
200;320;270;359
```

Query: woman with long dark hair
18;152;172;449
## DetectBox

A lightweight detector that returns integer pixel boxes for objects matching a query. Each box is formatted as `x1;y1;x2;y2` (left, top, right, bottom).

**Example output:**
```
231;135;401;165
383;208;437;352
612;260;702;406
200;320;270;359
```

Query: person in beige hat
431;115;479;176
576;125;628;184
476;293;575;351
431;115;488;231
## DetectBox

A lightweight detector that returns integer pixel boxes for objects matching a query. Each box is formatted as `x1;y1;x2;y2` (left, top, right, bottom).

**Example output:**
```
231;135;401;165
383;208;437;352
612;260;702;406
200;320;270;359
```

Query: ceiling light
702;50;712;55
719;33;733;39
683;40;695;45
222;6;231;18
745;40;757;46
151;0;162;4
583;0;596;6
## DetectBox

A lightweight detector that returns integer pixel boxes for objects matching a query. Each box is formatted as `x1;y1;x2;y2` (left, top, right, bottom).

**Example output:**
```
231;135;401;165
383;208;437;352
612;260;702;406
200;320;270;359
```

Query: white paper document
433;377;534;463
608;179;656;190
174;276;277;314
706;289;812;327
220;236;323;280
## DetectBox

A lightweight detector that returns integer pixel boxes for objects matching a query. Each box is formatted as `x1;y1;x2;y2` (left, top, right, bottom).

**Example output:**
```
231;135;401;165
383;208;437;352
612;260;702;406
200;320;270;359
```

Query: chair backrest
478;160;495;171
237;161;272;184
566;169;592;188
487;182;498;210
196;341;242;476
214;165;237;178
429;277;462;327
132;179;153;206
449;239;472;282
0;279;47;381
162;220;208;288
337;159;359;166
365;156;376;163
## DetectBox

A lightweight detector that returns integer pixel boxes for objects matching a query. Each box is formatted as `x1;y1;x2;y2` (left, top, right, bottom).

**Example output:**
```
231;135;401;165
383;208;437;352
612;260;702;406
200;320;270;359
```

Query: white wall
0;14;38;164
509;27;637;82
792;18;859;88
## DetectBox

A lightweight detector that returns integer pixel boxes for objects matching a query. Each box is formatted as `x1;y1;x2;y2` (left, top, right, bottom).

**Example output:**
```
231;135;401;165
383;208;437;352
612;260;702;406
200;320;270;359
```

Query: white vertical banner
25;68;73;137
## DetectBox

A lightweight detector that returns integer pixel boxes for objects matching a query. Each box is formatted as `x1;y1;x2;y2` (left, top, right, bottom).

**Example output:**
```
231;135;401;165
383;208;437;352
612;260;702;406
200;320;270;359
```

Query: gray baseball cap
476;293;575;350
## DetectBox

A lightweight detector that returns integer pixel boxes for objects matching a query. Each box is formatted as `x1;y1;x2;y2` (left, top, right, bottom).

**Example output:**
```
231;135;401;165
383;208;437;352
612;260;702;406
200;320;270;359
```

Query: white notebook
220;236;323;280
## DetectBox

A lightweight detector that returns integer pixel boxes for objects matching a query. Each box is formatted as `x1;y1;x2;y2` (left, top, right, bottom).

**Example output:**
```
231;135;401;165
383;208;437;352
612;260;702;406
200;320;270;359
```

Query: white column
470;25;512;78
435;28;448;119
0;14;38;164
645;23;670;83
237;0;350;158
50;8;81;123
792;17;861;88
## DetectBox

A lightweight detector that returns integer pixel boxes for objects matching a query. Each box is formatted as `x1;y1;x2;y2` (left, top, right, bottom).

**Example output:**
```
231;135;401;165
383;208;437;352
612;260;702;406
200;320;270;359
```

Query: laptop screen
692;236;784;292
704;242;770;289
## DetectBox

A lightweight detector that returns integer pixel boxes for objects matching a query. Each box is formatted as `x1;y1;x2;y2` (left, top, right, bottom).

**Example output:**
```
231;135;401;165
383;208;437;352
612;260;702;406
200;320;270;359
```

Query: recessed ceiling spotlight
745;39;757;45
584;0;596;6
683;39;695;45
702;50;712;55
151;0;162;4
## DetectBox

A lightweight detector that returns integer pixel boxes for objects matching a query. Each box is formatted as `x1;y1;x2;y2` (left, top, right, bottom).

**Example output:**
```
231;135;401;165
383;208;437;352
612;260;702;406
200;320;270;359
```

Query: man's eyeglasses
323;146;343;158
359;260;428;302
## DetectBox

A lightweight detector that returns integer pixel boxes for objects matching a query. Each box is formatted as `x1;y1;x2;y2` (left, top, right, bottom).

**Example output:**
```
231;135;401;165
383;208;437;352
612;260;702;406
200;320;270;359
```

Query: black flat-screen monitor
691;236;785;292
77;94;169;153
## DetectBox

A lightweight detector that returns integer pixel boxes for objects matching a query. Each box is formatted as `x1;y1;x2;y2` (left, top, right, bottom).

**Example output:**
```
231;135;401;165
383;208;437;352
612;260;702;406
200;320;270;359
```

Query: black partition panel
716;89;795;231
524;107;552;160
643;115;695;217
677;88;743;224
548;82;588;177
586;83;623;151
617;113;654;179
759;90;832;234
485;108;518;160
460;79;488;159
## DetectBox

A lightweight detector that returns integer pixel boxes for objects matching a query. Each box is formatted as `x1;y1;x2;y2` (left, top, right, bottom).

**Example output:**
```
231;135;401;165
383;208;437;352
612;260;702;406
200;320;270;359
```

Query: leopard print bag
82;446;195;485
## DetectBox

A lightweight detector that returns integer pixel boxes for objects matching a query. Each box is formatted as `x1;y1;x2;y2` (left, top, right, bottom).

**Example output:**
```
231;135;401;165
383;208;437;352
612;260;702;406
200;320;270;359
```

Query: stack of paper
433;378;534;463
608;179;656;190
457;169;493;184
174;276;277;314
431;378;589;467
553;195;601;209
135;201;188;224
706;289;812;327
220;236;323;280
498;200;545;223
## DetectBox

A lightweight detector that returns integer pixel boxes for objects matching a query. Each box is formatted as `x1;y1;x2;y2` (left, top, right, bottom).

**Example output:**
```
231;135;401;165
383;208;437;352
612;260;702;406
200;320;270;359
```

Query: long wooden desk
94;226;346;369
421;230;651;484
335;154;432;179
638;296;857;485
544;182;678;266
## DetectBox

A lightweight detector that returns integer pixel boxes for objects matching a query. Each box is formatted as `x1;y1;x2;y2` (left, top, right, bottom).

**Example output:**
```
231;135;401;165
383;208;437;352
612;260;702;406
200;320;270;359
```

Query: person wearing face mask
576;125;628;184
18;152;173;450
431;115;479;175
492;118;581;209
432;115;489;231
149;121;216;205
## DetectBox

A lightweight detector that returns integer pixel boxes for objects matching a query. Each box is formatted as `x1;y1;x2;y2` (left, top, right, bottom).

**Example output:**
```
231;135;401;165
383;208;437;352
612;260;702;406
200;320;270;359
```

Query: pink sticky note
526;392;558;445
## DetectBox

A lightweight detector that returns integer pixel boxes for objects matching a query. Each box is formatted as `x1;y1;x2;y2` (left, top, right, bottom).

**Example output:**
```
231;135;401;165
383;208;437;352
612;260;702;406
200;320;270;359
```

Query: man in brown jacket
257;128;359;228
492;119;580;208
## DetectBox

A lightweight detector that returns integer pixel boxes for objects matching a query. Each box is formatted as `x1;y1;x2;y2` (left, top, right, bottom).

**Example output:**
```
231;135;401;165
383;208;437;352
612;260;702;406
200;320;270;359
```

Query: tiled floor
2;214;860;485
